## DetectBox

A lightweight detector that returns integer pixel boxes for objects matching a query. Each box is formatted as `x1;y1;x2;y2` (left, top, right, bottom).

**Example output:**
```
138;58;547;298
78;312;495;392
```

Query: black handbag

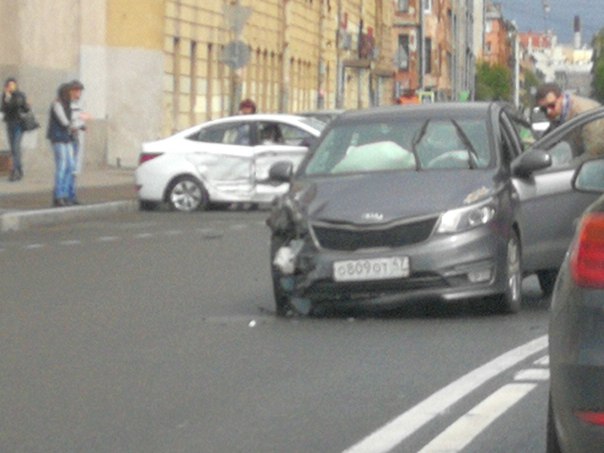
19;109;40;131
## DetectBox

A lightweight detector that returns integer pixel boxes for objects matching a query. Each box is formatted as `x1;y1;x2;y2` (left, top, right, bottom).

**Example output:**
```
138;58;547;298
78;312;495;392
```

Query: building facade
0;0;482;174
483;1;513;67
392;0;480;103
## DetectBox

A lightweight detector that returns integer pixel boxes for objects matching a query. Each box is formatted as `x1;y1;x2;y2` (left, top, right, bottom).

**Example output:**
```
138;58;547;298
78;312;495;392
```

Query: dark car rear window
303;116;492;176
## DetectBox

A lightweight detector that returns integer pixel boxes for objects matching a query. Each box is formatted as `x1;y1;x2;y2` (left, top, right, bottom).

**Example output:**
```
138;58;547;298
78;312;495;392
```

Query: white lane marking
418;383;538;453
197;228;223;238
164;229;183;236
25;244;45;250
97;236;120;242
534;355;549;366
343;335;548;453
135;233;154;239
514;368;550;381
59;240;82;246
229;224;247;231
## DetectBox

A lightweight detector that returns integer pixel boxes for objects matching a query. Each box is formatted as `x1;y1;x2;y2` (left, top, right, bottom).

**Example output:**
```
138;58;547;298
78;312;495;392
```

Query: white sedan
135;114;325;212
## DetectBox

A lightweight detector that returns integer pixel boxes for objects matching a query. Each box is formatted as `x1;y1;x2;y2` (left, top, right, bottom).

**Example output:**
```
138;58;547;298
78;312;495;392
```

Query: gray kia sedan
267;102;604;316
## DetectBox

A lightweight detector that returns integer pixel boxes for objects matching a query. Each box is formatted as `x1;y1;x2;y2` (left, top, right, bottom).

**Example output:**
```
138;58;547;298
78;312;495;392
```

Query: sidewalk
0;167;138;232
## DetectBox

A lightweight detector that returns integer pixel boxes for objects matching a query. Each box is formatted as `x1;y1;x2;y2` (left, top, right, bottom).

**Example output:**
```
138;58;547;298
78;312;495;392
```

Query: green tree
593;60;604;103
592;28;604;103
521;69;542;108
475;62;513;102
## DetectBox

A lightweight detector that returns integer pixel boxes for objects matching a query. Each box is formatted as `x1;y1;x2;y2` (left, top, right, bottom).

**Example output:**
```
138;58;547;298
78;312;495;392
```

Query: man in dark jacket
1;77;29;181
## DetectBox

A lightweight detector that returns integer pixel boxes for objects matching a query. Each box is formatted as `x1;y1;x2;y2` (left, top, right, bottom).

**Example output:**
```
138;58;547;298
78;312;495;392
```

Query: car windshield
303;117;492;175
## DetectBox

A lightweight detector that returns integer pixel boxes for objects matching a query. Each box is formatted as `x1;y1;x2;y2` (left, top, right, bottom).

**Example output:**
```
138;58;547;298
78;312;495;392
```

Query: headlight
437;200;496;233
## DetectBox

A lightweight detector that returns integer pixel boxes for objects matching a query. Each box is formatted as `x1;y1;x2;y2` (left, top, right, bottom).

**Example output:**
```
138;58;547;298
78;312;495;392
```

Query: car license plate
333;257;410;282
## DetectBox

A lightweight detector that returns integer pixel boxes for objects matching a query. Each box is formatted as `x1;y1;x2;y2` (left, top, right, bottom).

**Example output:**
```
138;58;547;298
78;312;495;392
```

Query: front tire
166;176;209;212
537;269;558;296
272;272;292;317
496;231;522;313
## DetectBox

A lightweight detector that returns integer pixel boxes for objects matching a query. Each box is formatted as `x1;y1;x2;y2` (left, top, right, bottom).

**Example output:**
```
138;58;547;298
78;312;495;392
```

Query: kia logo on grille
361;212;384;222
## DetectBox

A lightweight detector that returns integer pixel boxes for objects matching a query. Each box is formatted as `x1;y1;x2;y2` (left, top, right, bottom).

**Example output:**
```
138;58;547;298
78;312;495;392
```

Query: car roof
298;109;346;117
211;113;312;123
169;113;324;139
335;102;497;123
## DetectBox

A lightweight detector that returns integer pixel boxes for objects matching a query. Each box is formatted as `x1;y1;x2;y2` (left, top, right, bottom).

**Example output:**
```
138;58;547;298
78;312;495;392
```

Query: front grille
312;217;438;251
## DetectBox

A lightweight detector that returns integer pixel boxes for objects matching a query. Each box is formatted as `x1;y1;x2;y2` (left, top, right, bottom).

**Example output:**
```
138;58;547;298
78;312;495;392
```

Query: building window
397;0;409;12
423;0;432;13
397;34;410;70
190;41;198;125
172;37;181;132
425;38;432;74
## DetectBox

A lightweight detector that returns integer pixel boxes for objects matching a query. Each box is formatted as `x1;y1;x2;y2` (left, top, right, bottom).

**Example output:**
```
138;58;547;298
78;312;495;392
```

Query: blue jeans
52;142;75;200
67;139;79;201
6;120;23;175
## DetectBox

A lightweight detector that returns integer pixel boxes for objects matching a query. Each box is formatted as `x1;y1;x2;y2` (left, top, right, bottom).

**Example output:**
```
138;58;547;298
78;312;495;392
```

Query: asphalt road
0;210;551;453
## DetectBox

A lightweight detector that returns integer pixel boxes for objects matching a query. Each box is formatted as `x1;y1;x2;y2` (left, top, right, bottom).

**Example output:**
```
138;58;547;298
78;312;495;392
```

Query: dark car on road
547;162;604;452
267;103;604;316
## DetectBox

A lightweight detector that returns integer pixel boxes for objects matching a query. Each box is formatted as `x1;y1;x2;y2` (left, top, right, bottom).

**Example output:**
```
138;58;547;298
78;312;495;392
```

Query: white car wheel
167;176;208;212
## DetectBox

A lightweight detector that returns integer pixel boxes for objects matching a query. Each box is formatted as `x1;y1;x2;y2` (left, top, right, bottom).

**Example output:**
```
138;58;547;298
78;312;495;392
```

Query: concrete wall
103;0;165;168
0;0;83;179
0;0;165;172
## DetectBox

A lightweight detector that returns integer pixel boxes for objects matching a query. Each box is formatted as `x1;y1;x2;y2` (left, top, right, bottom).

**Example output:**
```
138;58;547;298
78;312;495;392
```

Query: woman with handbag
1;77;29;181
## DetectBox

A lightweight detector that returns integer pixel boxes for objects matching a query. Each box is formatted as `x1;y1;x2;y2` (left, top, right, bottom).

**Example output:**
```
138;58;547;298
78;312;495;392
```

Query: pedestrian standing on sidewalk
47;83;76;207
1;77;30;181
67;79;88;205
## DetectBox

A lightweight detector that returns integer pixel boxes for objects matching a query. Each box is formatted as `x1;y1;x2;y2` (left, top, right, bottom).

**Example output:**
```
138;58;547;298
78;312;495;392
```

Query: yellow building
164;0;396;133
0;0;394;170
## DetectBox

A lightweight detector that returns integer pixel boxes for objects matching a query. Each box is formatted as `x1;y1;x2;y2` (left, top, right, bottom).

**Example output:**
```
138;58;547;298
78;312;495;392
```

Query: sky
499;0;601;45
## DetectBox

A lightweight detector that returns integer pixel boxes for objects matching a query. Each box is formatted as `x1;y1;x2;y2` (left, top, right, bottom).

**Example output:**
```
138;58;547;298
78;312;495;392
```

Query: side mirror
574;158;604;193
512;149;552;178
268;161;294;183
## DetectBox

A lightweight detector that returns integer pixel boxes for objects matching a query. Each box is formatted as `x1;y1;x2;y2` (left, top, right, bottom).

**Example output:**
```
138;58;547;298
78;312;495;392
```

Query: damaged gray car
266;103;604;316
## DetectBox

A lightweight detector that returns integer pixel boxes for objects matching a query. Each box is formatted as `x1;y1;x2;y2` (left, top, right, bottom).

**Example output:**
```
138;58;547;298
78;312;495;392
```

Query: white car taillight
138;152;163;166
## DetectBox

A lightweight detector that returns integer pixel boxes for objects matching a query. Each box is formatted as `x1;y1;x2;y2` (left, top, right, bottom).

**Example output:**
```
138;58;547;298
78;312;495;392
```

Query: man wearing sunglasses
536;82;600;132
535;82;604;158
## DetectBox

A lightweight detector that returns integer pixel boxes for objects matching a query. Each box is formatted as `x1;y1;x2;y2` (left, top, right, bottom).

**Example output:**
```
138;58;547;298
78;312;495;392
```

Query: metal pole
335;0;344;108
280;0;291;112
419;0;425;89
514;32;520;108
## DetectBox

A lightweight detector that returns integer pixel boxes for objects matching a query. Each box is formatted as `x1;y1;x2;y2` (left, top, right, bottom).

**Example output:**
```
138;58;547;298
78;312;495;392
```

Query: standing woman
47;83;75;207
1;77;29;181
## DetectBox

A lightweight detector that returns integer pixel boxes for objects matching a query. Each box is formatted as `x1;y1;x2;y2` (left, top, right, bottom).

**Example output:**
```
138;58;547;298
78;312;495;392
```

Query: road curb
0;200;138;232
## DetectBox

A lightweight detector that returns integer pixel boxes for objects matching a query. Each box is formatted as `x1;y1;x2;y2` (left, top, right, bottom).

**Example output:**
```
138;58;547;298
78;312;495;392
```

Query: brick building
392;0;480;102
483;1;513;67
